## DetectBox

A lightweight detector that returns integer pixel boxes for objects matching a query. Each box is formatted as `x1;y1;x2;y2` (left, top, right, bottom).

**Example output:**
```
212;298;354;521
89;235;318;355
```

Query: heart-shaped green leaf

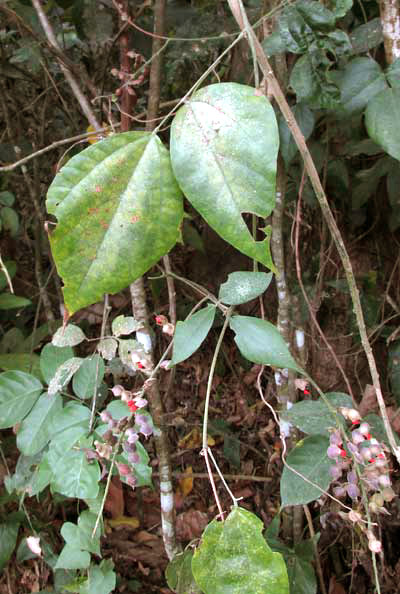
0;371;43;429
170;83;279;270
192;507;289;594
47;132;183;314
17;392;63;456
280;435;332;507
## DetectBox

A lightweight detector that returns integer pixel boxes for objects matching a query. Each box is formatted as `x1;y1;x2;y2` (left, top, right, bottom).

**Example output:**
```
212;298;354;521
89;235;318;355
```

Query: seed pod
100;410;112;423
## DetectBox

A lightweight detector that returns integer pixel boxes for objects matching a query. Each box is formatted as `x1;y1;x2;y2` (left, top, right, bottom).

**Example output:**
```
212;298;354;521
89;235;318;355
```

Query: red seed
351;420;360;425
340;449;347;458
137;362;145;369
303;389;311;395
127;400;138;412
366;433;372;439
369;459;376;464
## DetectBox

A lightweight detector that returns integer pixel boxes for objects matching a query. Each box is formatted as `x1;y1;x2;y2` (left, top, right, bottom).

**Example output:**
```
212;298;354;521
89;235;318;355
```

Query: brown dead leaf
176;509;209;541
104;476;124;518
328;576;346;594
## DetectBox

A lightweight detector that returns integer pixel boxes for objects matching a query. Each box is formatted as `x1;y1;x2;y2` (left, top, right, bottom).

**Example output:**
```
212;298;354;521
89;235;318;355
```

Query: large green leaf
0;371;43;428
0;353;41;379
46;132;183;314
171;304;216;365
170;83;279;270
230;316;303;372
282;392;353;435
280;435;331;507
17;392;63;455
40;343;75;384
192;507;289;594
365;88;400;162
339;57;387;114
0;521;20;571
48;441;100;499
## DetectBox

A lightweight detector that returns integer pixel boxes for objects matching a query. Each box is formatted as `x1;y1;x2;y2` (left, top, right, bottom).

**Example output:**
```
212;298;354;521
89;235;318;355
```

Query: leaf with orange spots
46;132;183;314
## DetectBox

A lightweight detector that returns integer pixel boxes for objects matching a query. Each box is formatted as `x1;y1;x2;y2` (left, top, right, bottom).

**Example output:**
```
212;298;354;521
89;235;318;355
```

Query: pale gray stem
129;278;179;560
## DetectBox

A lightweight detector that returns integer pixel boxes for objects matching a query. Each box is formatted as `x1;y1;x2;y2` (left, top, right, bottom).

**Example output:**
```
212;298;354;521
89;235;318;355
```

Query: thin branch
31;0;101;131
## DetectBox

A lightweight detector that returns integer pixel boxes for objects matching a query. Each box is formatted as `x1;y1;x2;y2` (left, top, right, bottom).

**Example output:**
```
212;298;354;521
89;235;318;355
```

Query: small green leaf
339;57;387;114
0;371;43;428
283;392;353;435
0;293;31;309
0;521;20;571
166;550;202;594
171;305;216;365
72;355;105;399
48;357;83;396
387;58;400;88
230;316;302;372
47;132;183;314
111;315;142;336
97;337;118;360
17;392;63;455
192;507;289;594
80;560;116;594
280;435;331;507
52;324;86;347
40;343;75;384
118;338;141;367
0;191;15;207
365;87;400;162
219;271;272;305
171;83;279;270
1;206;19;237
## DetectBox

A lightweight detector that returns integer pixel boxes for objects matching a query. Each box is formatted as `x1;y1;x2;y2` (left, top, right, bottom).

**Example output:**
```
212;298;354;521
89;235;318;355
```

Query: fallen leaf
178;466;194;497
176;509;209;541
178;428;214;449
104;476;124;518
108;515;140;530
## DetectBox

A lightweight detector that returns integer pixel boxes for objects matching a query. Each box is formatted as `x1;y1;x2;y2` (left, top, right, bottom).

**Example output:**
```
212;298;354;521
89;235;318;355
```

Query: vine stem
228;0;400;466
31;0;101;132
201;306;234;519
